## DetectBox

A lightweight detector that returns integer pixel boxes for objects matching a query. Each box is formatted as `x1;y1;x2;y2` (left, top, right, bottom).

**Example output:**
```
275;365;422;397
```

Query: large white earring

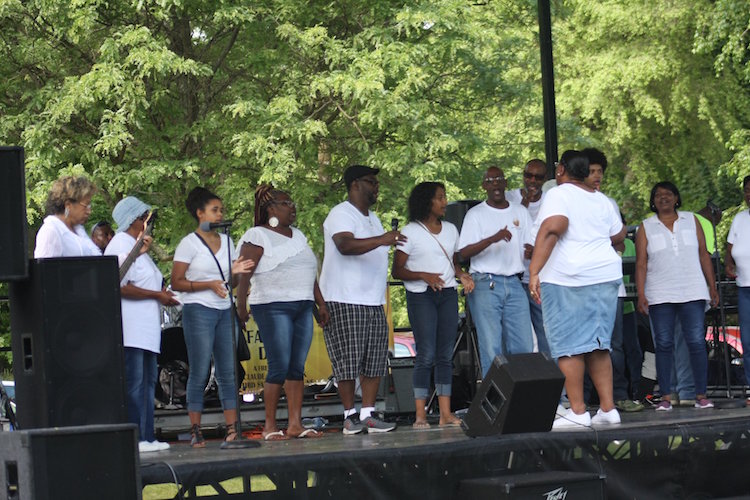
64;207;70;218
268;216;279;228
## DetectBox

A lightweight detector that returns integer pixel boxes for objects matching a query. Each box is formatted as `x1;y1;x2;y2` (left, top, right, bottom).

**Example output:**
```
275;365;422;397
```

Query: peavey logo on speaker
543;486;568;500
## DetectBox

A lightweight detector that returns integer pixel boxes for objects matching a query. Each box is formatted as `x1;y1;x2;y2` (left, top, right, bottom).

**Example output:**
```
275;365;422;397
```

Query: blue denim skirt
541;280;620;359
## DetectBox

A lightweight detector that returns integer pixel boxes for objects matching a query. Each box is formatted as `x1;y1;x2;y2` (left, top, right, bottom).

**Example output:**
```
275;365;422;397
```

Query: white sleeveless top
642;211;709;305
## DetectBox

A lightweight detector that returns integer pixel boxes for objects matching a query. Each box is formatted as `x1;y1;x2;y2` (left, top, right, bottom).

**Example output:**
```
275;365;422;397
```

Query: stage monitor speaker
0;423;141;500
444;200;480;234
463;353;564;437
10;257;127;429
0;146;28;281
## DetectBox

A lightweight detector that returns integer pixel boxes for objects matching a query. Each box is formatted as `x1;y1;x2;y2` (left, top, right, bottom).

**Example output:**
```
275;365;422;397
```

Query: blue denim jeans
650;300;708;396
738;287;750;386
124;347;157;442
610;298;628;401
252;301;314;384
673;319;695;399
468;274;532;377
523;283;549;355
182;303;237;412
622;310;643;399
406;288;459;399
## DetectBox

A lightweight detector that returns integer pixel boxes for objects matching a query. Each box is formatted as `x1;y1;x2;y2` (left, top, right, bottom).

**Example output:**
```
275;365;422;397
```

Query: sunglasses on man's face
523;172;546;181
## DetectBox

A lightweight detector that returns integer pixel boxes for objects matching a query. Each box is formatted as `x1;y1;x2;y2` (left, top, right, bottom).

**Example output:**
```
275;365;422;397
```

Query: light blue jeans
182;303;238;412
468;273;533;377
523;283;549;355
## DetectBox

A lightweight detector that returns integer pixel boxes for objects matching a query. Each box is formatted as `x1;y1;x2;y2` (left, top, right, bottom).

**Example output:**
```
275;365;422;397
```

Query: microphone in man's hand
391;218;399;232
707;199;721;214
199;221;233;231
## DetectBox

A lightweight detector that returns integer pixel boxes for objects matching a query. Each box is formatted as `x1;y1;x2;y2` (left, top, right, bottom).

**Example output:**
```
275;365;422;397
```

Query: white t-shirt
458;201;533;276
173;232;236;310
536;184;623;286
642;212;710;304
105;232;162;353
319;201;388;305
398;221;459;293
236;226;318;304
34;216;101;258
728;210;750;287
506;188;544;221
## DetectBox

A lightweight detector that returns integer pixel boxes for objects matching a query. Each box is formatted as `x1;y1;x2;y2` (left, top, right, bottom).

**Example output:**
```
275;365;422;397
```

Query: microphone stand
219;225;261;449
707;206;744;408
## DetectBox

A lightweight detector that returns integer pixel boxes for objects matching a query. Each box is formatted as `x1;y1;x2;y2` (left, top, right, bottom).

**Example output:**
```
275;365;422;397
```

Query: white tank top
643;211;709;305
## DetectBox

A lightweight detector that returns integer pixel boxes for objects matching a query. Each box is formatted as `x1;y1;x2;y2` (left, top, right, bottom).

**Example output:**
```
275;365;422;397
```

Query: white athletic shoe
138;441;161;453
552;409;591;429
151;440;170;451
555;404;567;419
591;408;621;426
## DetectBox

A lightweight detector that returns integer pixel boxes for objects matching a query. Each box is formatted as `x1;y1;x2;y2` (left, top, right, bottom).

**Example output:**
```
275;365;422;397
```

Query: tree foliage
0;0;748;352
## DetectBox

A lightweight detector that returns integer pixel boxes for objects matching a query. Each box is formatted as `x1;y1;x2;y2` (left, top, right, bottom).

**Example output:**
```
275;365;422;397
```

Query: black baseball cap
344;165;380;189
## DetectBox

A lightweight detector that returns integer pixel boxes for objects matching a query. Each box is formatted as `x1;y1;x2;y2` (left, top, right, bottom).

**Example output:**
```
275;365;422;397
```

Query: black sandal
190;424;205;448
225;421;239;442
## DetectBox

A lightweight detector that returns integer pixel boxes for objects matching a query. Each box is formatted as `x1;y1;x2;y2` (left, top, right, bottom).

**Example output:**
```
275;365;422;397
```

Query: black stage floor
140;403;750;499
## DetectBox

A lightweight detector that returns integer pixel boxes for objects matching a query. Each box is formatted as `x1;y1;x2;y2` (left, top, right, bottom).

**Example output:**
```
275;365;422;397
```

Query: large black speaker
10;257;127;429
463;353;564;437
0;424;141;500
0;146;28;281
444;199;480;234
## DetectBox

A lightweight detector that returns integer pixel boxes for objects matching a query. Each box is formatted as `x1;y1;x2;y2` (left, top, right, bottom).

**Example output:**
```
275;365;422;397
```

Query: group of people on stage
32;158;750;445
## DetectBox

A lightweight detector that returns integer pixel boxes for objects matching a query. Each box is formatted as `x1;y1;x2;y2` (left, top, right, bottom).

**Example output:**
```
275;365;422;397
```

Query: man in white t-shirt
458;166;534;377
106;196;179;453
320;165;403;435
583;148;644;412
507;158;549;355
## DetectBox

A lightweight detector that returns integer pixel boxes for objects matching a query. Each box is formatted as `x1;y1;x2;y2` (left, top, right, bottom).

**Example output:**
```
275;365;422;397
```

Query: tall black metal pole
538;0;558;177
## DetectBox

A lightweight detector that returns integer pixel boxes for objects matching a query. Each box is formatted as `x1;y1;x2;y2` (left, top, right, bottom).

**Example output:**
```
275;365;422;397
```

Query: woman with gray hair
34;176;101;257
529;149;626;429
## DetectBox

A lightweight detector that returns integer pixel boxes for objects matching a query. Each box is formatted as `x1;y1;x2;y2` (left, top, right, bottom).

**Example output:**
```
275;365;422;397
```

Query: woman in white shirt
235;185;329;440
529;150;626;429
635;181;718;411
392;182;474;428
171;187;254;447
34;176;101;258
725;175;750;394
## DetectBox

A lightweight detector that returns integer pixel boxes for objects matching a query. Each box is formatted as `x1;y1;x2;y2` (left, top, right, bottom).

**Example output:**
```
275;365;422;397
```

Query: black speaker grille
0;146;28;280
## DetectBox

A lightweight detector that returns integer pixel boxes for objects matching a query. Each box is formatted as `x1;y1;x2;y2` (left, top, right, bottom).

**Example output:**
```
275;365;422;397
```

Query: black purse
192;232;252;361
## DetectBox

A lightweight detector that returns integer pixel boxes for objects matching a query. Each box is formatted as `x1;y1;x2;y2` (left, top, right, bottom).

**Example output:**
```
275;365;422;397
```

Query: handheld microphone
707;199;721;214
199;221;233;231
391;218;399;231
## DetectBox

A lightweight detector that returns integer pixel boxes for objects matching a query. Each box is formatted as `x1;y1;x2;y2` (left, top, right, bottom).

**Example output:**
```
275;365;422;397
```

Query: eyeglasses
274;200;296;209
523;172;546;181
483;176;505;184
358;178;379;187
78;201;92;210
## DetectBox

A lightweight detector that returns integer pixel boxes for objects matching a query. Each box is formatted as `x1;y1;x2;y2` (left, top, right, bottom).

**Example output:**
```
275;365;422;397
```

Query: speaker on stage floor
383;356;416;414
0;423;141;500
0;146;28;281
463;353;564;437
10;257;127;429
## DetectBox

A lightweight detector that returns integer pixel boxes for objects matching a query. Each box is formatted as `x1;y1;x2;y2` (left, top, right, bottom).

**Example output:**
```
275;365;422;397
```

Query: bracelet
190;281;194;292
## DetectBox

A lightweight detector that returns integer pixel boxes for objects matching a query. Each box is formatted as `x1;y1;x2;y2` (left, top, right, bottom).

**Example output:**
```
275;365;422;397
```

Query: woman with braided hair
236;184;329;440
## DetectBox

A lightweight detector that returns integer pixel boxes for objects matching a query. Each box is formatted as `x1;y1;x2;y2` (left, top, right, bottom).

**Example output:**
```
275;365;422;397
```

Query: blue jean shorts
541;280;620;359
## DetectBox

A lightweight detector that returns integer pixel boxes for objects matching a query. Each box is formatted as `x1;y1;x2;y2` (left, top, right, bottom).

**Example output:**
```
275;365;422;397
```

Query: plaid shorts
323;302;389;380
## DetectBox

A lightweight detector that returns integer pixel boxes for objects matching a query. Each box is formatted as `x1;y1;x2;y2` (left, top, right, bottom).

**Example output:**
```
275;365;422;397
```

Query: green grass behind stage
143;473;315;498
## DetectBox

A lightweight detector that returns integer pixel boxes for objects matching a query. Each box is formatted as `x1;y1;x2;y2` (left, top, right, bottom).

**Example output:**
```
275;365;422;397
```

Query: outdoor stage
141;403;750;499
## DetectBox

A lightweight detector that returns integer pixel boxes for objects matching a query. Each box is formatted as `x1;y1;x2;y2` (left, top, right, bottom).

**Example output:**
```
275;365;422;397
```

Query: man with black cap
105;196;179;453
320;165;404;434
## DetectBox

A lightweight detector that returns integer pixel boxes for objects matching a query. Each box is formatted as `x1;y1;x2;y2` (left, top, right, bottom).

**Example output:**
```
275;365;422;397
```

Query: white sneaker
151;440;170;451
138;441;161;453
552;409;591;429
591;408;621;425
555;404;567;419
